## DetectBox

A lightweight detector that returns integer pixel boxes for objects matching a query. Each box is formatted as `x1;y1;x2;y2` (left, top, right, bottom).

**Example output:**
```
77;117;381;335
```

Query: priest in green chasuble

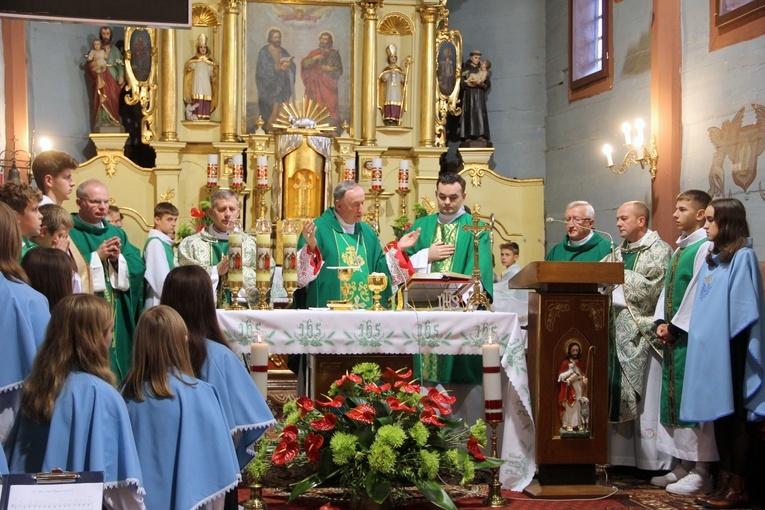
545;200;613;261
177;189;257;307
69;179;145;380
402;171;494;388
296;181;419;308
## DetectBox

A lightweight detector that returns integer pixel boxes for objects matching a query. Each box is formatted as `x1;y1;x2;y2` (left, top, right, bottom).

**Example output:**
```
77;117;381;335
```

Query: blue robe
0;444;7;474
124;371;240;510
9;372;144;495
0;274;49;394
680;246;765;422
199;340;276;469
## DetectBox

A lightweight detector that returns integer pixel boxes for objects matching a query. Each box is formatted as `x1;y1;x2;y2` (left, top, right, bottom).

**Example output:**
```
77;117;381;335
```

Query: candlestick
281;219;298;306
395;188;410;217
254;219;272;310
398;159;409;190
250;334;269;398
256;155;268;188
482;420;507;507
344;159;356;181
207;154;219;189
371;158;383;190
482;332;503;422
621;122;632;146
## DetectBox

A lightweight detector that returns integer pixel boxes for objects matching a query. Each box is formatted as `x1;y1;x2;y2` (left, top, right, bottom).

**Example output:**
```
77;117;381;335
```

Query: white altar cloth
217;309;535;491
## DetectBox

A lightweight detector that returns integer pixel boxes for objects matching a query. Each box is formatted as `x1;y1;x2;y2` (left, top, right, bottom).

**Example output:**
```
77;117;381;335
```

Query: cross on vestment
462;205;493;311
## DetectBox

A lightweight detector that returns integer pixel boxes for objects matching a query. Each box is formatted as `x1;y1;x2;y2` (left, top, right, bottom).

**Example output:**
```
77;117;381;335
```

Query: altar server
161;265;276;468
10;294;145;509
122;306;240;510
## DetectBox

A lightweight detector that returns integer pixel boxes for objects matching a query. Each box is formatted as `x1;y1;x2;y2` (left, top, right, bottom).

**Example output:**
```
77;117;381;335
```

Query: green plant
176;200;212;240
264;363;502;510
391;203;429;240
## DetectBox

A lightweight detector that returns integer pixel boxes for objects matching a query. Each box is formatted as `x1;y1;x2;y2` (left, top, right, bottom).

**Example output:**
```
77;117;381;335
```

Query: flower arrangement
392;203;428;240
250;363;502;510
176;200;213;240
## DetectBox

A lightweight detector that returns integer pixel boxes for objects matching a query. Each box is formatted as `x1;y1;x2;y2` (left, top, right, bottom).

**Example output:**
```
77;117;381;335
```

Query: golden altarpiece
69;0;545;395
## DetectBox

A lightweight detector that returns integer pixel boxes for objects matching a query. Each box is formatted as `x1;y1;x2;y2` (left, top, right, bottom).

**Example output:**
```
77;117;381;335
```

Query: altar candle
250;337;269;397
603;144;613;167
257;155;268;187
232;154;244;186
482;335;503;422
344;159;356;181
371;158;383;190
398;160;409;190
207;154;219;186
228;231;243;283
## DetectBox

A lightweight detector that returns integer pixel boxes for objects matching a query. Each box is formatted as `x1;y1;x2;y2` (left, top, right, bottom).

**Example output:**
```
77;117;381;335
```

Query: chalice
367;272;388;311
337;266;354;303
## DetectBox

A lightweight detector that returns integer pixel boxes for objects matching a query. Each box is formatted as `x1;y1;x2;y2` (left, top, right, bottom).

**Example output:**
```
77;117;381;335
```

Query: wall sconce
0;149;33;184
603;119;658;180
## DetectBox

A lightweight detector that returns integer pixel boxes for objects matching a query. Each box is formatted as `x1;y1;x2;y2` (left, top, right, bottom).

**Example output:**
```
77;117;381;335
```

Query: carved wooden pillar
220;0;240;142
418;5;439;148
158;29;178;142
360;1;381;146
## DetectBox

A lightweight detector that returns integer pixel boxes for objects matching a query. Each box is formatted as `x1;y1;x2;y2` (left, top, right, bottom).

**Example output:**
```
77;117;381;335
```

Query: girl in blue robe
0;203;49;452
9;294;145;509
122;305;241;510
680;198;765;509
161;265;275;469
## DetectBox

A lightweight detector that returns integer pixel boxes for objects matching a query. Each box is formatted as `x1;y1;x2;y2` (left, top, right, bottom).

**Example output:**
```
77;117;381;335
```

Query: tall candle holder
256;156;270;219
227;220;246;310
206;154;220;194
482;331;507;507
483;420;507;507
369;188;384;229
281;219;298;306
242;481;268;510
254;218;273;310
395;188;410;217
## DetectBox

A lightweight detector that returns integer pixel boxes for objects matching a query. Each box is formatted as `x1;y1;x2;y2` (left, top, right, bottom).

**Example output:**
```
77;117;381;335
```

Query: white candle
250;338;269;398
344;159;356;181
371;158;383;190
482;334;503;422
256;156;268;187
207;154;219;185
256;233;271;247
603;144;613;167
621;122;632;146
398;160;409;191
282;233;297;246
634;118;645;143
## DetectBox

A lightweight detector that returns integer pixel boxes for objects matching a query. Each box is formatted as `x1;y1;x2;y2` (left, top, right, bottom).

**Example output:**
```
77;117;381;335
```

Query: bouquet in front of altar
252;362;502;510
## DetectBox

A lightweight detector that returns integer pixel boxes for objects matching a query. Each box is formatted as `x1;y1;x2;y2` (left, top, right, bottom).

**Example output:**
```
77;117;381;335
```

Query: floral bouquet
391;203;429;240
252;362;502;510
176;200;213;240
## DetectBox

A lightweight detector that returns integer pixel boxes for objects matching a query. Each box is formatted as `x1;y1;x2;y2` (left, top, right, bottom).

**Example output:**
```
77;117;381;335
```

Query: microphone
545;217;618;262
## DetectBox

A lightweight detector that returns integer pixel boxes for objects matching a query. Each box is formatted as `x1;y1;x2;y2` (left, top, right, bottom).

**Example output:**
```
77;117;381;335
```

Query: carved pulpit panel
282;139;325;220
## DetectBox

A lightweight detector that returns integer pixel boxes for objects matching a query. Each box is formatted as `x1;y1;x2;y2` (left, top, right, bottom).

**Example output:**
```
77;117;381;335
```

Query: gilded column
418;5;439;147
159;29;178;142
360;1;381;146
220;0;240;142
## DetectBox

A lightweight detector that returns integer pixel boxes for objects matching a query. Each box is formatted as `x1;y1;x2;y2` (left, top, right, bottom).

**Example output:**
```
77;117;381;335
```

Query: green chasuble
405;213;494;385
69;215;146;380
297;207;392;308
545;232;613;261
20;237;38;262
660;237;706;427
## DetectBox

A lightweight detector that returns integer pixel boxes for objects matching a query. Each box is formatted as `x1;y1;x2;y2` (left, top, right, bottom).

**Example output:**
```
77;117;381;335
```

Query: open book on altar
406;272;472;309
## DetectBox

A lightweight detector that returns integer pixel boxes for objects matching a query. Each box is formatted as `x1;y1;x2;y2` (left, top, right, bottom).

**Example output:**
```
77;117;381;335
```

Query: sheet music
7;482;102;509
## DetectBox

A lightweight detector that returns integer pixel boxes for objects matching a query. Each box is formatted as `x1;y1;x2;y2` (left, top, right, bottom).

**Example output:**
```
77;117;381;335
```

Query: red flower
385;397;416;413
296;395;315;417
421;387;456;416
404;222;412;230
190;207;206;218
346;403;376;424
310;412;338;431
319;504;341;510
335;372;362;387
364;382;383;394
304;432;324;462
272;439;299;464
382;367;413;382
419;407;446;427
394;379;421;394
282;424;299;443
467;436;486;460
196;224;205;232
315;395;346;408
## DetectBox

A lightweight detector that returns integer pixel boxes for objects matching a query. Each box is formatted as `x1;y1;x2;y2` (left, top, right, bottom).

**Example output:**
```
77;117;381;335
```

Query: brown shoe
695;470;729;506
703;473;750;509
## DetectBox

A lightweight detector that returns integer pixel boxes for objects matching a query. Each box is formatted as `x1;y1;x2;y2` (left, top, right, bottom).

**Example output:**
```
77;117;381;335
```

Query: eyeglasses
85;199;110;206
564;217;591;224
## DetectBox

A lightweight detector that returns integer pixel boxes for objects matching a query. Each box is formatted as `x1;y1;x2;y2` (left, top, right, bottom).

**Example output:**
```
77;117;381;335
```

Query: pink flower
346;404;376;424
310;413;338;431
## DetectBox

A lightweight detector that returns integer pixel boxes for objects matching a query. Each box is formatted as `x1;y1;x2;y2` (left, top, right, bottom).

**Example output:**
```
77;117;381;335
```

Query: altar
217;309;536;491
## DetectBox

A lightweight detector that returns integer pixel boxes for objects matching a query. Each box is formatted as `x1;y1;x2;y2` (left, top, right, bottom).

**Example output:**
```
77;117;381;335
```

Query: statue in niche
84;28;122;128
459;49;491;147
377;44;410;126
557;339;590;436
183;34;218;121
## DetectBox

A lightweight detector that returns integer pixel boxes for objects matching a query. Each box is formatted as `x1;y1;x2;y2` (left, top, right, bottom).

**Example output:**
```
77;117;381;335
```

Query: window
710;0;765;50
569;0;613;101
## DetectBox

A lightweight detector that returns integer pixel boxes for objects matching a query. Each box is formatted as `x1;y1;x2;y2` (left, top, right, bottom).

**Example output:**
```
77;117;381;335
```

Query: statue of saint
557;340;589;434
183;34;219;121
377;44;409;126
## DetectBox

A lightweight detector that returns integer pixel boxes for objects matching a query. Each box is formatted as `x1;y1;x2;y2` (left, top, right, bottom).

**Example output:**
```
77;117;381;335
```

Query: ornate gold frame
434;13;462;147
124;27;158;144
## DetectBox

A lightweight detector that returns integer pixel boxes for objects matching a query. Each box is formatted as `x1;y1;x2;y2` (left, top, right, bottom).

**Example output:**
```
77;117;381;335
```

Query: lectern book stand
510;261;624;498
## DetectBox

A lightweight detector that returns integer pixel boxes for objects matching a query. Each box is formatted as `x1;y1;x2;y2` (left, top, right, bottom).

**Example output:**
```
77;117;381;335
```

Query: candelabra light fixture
603;118;658;180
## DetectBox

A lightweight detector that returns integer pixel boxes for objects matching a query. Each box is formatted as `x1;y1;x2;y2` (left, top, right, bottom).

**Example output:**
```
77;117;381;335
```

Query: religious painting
129;29;152;82
245;1;354;134
123;27;158;143
715;0;765;27
436;41;457;97
434;28;462;147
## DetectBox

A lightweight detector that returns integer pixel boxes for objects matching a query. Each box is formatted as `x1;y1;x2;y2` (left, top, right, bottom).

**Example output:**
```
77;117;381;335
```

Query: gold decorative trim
192;3;222;27
160;187;176;202
545;302;570;331
101;154;122;177
459;166;545;186
124;27;158;144
434;14;462;147
118;206;154;231
580;301;605;330
466;165;486;187
420;196;436;215
378;12;414;36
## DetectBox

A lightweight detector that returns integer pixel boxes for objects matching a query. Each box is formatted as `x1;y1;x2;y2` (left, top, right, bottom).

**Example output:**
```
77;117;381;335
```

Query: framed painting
716;0;765;27
124;27;157;143
244;1;354;134
434;28;462;147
